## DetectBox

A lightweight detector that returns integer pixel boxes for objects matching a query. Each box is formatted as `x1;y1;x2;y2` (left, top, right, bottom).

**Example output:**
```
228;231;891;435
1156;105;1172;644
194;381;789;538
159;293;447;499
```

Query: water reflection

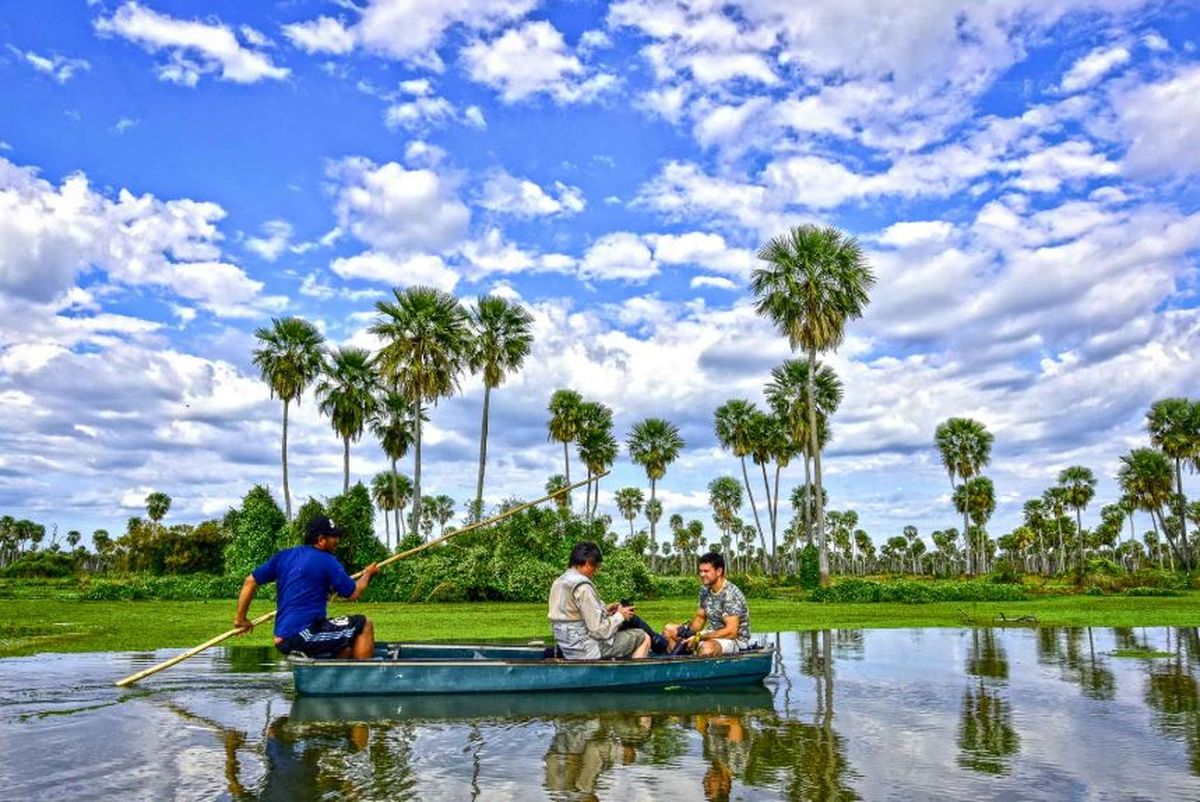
4;628;1200;800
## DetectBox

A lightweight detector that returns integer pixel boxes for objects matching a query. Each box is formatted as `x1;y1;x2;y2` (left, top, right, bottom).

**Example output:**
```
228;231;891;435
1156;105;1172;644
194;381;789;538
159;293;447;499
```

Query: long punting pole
115;472;607;688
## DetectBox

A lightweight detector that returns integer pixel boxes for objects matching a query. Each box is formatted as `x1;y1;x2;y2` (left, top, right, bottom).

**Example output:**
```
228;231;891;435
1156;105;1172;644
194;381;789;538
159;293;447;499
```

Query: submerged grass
0;594;1198;658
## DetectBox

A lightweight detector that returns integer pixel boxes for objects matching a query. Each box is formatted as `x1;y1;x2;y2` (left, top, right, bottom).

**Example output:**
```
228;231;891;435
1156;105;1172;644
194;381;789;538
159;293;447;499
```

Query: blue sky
1;0;1198;549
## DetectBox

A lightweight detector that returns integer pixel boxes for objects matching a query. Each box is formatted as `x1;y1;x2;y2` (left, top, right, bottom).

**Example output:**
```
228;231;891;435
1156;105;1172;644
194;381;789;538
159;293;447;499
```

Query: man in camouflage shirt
662;552;752;656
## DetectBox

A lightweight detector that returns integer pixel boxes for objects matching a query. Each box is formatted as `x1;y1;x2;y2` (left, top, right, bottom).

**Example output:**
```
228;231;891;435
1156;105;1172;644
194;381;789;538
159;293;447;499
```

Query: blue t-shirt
252;546;357;638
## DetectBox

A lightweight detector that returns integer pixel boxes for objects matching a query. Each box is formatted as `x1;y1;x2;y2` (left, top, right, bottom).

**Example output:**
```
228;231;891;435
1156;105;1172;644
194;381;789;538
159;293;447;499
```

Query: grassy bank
2;594;1198;658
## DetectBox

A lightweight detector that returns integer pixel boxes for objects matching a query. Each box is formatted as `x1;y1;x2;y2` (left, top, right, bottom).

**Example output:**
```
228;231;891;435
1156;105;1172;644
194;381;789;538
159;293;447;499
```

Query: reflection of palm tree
957;683;1020;774
1143;627;1200;775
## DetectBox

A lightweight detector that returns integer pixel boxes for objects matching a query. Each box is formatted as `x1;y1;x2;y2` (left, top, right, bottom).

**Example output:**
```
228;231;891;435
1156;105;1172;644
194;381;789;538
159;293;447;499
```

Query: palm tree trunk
803;455;813;546
475;384;492;522
1153;507;1185;568
282;399;292;521
391;458;401;544
962;503;972;576
1055;517;1065;575
741;457;769;571
760;461;775;574
383;508;390;548
591;472;601;518
414;403;423;541
1175;458;1191;570
1076;508;1085;576
563;441;571;508
772;463;782;575
585;470;593;522
628;516;634;540
649;477;657;546
343;437;350;493
807;347;830;586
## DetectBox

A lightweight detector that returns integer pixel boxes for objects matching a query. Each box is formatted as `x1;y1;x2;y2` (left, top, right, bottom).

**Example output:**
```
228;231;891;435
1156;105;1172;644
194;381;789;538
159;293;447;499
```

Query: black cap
305;516;344;545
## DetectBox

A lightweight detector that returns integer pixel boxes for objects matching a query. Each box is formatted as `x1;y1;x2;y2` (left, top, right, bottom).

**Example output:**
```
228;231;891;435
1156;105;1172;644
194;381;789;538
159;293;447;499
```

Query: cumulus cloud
329;251;459;291
95;2;289;85
8;47;91;83
462;21;618;104
329;157;470;254
1114;63;1200;178
1060;44;1131;93
244;220;294;262
579;232;658;282
477;171;585;217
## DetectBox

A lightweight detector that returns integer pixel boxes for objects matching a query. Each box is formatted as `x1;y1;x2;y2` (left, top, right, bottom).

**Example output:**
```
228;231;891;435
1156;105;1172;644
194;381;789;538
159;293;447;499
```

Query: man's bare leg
632;632;652;659
352;619;375;660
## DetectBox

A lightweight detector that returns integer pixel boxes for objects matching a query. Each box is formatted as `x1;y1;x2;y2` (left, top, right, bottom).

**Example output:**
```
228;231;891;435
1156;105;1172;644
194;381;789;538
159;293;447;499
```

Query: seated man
663;552;751;657
548;541;651;660
233;516;379;659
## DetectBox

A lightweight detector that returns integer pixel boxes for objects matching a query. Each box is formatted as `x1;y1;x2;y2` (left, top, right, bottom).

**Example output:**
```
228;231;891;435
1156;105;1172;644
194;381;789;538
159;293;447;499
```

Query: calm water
1;627;1199;801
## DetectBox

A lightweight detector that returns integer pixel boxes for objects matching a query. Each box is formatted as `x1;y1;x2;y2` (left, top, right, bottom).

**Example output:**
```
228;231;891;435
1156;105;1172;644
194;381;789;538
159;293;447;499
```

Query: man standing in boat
663;552;752;656
233;516;379;660
548;542;652;660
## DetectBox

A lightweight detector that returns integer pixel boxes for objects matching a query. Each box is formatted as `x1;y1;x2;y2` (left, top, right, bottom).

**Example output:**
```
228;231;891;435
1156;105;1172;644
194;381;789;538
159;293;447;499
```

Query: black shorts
277;615;367;658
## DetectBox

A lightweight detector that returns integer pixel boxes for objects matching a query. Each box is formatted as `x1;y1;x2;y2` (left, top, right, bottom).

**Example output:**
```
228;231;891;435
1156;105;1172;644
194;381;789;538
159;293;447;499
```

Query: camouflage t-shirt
698;581;751;645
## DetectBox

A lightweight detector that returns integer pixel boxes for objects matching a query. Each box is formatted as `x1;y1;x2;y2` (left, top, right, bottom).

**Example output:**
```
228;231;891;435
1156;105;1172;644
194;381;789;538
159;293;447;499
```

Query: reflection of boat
289;686;777;721
290;642;775;697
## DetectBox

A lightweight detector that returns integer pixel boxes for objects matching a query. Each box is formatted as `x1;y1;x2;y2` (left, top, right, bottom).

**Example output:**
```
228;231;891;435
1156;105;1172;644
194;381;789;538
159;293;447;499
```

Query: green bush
989;559;1023;585
809;578;1029;604
1124;586;1184;597
1;551;77;578
77;573;274;601
798;544;820;590
327;483;388;572
649;575;699;598
224;485;286;578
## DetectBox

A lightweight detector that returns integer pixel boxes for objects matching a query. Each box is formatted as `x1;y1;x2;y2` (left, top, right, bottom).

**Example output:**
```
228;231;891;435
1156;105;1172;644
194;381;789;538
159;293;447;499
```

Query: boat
290;642;775;697
290;685;776;721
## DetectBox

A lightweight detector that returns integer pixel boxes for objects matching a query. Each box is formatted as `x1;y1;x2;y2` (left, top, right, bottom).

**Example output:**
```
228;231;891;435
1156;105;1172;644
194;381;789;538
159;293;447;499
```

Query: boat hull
291;643;774;697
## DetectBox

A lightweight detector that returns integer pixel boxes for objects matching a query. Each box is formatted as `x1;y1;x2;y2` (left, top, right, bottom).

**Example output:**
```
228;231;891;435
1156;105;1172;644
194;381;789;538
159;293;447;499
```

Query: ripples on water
1;627;1198;801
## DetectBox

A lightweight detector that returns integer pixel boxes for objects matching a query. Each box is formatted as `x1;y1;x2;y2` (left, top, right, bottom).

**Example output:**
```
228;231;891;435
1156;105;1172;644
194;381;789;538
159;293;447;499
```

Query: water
1;627;1198;801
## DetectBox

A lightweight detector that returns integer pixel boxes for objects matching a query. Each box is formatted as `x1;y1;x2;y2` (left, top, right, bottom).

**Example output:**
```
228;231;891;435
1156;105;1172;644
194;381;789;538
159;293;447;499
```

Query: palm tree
371;471;396;548
615;487;645;539
392;473;413;543
546;474;570;511
753;224;874;585
372;286;470;531
1118;448;1182;568
1022;499;1049;575
1043;486;1069;574
708;476;743;543
431;495;455;536
145;492;171;537
468;296;534;518
547;389;584;506
935;418;994;574
316;347;381;492
955;477;996;572
1146;398;1197;566
714;400;769;563
577;401;618;518
645;499;663;557
372;390;419;537
251;316;325;520
626;418;685;547
1058;465;1097;575
765;359;842;543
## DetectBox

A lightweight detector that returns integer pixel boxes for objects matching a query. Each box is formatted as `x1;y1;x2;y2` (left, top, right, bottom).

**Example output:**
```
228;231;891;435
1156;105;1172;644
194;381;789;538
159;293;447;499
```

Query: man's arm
233;575;258;631
688;608;706;632
700;614;741;642
578;584;627;640
336;563;379;601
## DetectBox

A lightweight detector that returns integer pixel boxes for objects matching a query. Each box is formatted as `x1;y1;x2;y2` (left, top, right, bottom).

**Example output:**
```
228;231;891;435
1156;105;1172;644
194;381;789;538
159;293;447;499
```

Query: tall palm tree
371;390;419;538
372;286;470;531
714;400;769;561
577;401;618;518
955;476;996;572
316;347;381;493
1043;486;1069;574
935;418;994;574
1146;398;1197;566
645;498;663;556
431;495;455;536
251;316;325;520
1058;465;1097;575
547;389;584;507
371;471;396;548
708;476;743;543
392;473;413;543
615;487;645;539
1118;448;1183;568
753;224;874;585
145;492;171;539
766;358;842;560
545;474;570;511
1022;498;1049;575
627;417;684;547
468;296;534;518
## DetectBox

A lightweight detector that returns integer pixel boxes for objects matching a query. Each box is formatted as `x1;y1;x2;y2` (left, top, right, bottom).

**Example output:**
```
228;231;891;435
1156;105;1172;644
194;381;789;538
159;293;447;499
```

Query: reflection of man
259;716;369;801
543;715;653;800
548;542;651;660
663;552;752;656
234;516;379;659
696;713;750;801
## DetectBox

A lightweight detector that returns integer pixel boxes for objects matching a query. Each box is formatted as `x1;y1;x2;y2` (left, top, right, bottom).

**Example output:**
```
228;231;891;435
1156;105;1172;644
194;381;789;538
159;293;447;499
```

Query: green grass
1110;648;1174;659
1;594;1198;658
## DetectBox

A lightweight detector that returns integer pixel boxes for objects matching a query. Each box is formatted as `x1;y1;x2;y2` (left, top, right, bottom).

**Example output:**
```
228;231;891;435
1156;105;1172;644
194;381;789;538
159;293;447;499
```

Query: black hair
569;541;603;568
698;551;725;573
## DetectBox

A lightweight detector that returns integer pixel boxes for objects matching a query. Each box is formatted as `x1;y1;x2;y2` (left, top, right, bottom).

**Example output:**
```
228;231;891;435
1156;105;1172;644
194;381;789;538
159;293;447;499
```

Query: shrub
989;559;1023;585
809;578;1029;604
1;551;77;578
798;544;820;590
1124;586;1184;597
649;575;698;599
224;485;286;579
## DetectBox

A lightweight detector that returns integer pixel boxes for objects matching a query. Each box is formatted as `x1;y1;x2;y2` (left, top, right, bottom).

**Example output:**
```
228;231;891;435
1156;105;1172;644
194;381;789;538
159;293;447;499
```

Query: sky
0;0;1198;549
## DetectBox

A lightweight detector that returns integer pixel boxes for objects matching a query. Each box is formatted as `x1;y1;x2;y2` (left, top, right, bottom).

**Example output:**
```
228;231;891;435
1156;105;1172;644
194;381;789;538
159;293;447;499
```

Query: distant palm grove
3;225;1199;589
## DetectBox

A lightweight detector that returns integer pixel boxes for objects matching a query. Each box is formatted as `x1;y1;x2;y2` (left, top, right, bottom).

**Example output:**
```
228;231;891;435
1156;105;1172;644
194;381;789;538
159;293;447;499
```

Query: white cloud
462;21;618;104
1114;64;1200;178
644;232;756;276
9;47;91;83
690;275;737;290
404;140;447;167
877;221;955;248
95;2;289;85
329;251;459;291
477;171;585;217
112;117;139;134
463;105;487;129
283;0;535;68
0;157;280;317
1060;44;1131;93
244;220;294;261
1141;32;1169;52
329;157;470;254
384;95;456;130
579;232;658;282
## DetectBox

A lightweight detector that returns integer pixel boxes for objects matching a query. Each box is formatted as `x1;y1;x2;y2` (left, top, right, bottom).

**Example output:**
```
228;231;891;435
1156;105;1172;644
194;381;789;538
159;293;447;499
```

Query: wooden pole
115;472;607;688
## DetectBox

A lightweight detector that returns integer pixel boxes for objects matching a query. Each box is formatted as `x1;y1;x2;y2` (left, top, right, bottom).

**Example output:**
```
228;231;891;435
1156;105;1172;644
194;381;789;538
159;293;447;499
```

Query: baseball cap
305;515;345;544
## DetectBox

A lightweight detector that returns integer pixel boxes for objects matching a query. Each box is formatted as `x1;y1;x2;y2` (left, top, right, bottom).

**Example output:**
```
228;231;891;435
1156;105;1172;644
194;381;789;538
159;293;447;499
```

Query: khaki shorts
712;638;745;655
600;629;645;658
